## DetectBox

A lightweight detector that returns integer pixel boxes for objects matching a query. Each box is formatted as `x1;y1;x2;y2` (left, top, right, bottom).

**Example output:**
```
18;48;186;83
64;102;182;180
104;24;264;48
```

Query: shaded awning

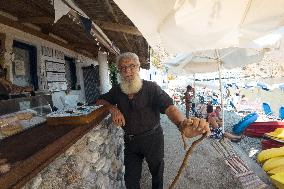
113;0;284;53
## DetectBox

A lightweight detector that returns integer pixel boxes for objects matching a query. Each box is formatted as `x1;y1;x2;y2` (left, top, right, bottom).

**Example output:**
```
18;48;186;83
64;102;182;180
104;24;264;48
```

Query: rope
168;132;208;189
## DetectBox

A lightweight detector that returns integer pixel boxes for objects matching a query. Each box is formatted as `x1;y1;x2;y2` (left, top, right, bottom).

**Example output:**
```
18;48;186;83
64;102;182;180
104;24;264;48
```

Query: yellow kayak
271;172;284;189
266;128;284;140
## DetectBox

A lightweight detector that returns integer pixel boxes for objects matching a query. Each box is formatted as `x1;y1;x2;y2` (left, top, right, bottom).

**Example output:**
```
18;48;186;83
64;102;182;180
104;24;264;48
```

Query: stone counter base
23;117;125;189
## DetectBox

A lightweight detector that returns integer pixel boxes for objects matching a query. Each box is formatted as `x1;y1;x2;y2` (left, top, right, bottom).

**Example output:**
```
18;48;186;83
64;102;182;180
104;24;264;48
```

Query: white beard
119;74;143;95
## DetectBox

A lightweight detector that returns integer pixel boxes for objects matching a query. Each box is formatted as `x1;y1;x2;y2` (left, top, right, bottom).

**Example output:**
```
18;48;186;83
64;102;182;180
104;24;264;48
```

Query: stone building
0;1;150;188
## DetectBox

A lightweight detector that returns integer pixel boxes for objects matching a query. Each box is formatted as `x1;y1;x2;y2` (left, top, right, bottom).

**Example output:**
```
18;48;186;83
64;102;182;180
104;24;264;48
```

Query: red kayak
261;139;284;150
244;121;284;137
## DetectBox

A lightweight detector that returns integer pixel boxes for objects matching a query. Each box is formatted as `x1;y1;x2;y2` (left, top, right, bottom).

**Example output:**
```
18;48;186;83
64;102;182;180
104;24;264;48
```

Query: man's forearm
165;105;185;127
96;99;119;114
96;99;111;106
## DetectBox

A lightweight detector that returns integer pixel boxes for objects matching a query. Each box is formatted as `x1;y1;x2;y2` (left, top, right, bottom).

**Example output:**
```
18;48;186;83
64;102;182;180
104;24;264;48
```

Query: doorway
82;65;100;104
64;56;77;90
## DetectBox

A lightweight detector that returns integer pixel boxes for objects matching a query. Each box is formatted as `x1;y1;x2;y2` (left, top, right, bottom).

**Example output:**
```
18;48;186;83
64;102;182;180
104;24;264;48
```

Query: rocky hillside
242;49;284;79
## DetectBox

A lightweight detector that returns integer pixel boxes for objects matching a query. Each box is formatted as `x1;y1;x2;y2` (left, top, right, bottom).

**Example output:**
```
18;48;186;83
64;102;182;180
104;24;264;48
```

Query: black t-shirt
99;80;173;135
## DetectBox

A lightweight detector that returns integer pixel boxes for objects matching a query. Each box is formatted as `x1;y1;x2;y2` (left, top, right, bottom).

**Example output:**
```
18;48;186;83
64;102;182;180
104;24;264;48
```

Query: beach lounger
279;106;284;120
262;102;273;116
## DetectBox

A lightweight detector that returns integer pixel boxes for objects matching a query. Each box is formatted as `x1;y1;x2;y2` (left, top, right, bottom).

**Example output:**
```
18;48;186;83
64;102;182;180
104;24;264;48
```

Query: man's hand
109;106;125;127
24;86;33;92
0;79;12;92
164;105;210;138
179;117;210;138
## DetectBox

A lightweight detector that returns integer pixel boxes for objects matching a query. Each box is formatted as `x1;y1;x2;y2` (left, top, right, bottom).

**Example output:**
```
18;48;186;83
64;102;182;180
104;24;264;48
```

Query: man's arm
96;99;125;127
96;99;112;106
184;92;189;102
96;99;119;114
0;79;12;92
165;105;210;138
192;88;195;97
165;105;185;127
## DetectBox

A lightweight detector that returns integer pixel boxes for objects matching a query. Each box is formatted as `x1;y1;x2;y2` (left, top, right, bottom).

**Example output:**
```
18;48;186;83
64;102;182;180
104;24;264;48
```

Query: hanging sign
46;61;65;72
14;60;26;76
46;72;66;82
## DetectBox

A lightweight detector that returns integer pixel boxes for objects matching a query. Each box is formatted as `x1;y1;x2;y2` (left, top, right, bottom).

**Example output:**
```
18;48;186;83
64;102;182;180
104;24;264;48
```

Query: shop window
64;56;77;90
12;41;38;90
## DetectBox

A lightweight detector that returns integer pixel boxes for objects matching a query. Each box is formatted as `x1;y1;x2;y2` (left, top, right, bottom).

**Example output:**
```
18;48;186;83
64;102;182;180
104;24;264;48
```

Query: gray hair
116;52;140;66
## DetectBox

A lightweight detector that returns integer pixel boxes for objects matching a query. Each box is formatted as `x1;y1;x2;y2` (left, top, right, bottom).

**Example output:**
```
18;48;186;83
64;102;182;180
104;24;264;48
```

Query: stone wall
23;117;125;189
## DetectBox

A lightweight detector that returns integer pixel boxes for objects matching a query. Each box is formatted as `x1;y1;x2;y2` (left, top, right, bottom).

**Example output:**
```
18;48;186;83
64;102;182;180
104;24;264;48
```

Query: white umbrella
165;47;265;132
166;47;265;74
113;0;284;53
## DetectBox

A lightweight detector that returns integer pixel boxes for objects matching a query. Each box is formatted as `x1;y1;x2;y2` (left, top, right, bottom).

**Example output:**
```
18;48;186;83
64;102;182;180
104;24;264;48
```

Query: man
96;52;210;189
231;93;240;111
0;65;33;100
184;85;195;118
0;66;10;100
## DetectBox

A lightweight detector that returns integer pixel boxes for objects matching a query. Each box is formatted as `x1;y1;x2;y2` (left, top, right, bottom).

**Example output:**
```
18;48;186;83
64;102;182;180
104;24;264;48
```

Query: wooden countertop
0;105;109;189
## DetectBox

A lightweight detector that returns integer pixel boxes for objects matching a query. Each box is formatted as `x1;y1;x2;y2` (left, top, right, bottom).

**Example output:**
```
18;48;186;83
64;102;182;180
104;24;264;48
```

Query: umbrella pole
193;73;196;99
216;50;225;133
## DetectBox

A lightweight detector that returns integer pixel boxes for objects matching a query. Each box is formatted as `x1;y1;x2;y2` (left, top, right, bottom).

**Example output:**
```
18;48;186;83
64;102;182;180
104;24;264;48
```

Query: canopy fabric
165;48;265;74
113;0;284;53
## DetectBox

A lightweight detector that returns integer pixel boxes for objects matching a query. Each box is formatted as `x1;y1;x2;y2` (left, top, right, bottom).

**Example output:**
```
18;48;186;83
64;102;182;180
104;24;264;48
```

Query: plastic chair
279;106;284;120
262;102;273;116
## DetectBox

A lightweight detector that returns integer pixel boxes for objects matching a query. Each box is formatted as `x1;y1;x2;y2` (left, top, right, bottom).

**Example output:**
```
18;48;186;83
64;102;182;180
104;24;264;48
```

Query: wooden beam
70;42;94;50
19;17;54;24
104;0;132;50
70;42;98;54
18;16;72;26
95;20;142;36
0;15;95;59
28;0;54;14
41;25;53;35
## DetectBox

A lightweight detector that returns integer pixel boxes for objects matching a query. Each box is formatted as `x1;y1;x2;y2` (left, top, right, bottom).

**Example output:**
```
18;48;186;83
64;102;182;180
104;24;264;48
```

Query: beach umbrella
279;83;284;91
166;47;265;75
113;0;284;53
166;47;265;133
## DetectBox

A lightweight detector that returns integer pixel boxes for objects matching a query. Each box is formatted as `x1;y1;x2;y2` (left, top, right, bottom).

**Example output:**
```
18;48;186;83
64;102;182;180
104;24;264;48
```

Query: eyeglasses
118;64;139;72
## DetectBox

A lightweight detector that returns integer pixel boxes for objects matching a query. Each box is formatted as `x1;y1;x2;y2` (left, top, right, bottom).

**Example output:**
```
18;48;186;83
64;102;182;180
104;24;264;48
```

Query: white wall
0;23;99;109
98;51;111;94
140;67;168;87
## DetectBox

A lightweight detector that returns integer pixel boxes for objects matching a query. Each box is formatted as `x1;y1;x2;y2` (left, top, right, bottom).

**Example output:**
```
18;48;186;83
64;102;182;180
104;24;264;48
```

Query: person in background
214;106;222;120
212;92;219;105
207;104;243;142
184;85;195;118
240;94;248;104
0;65;33;100
231;92;240;111
60;89;78;108
96;52;210;189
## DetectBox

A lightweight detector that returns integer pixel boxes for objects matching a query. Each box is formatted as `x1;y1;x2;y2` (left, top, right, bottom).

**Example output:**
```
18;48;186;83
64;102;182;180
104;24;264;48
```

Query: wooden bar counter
0;106;109;189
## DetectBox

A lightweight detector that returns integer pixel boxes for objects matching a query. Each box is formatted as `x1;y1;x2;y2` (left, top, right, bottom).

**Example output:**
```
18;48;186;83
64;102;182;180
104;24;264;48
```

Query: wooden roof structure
0;0;150;68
